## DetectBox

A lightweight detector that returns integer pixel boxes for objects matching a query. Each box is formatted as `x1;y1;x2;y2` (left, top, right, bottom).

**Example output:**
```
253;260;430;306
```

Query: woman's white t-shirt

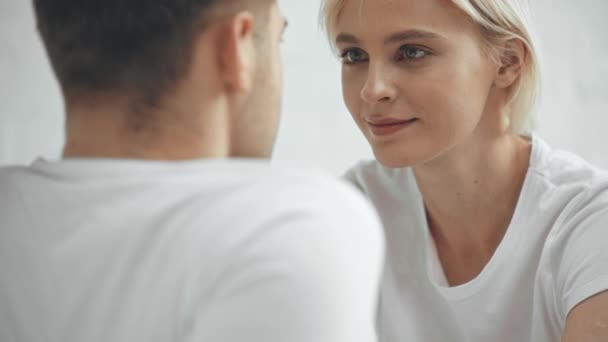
345;136;608;342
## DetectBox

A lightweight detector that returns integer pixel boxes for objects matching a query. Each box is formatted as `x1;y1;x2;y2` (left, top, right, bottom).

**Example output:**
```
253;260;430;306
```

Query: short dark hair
33;0;271;107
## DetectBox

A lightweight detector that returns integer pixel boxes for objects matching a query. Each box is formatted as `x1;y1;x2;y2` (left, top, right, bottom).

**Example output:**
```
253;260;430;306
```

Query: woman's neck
413;133;532;285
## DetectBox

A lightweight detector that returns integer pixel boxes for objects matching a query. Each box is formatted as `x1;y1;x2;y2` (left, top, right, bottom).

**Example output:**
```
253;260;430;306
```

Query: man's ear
494;39;527;89
216;12;256;93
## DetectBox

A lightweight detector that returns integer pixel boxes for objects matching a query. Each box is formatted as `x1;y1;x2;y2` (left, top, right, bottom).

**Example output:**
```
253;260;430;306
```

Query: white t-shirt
0;158;384;342
345;136;608;342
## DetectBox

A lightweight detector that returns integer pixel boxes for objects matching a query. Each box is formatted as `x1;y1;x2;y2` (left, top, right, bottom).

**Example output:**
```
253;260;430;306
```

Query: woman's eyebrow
335;29;442;46
383;29;442;44
335;32;360;45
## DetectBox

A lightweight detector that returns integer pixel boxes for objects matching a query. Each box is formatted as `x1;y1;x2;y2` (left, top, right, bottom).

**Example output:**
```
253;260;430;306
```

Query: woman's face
335;0;500;167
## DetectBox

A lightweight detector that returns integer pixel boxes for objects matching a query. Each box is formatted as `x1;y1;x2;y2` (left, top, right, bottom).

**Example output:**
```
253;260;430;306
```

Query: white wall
530;0;608;166
0;0;64;166
1;0;607;175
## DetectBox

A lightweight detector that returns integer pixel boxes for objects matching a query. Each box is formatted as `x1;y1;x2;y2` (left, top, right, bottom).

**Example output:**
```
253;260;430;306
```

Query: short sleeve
554;206;608;319
184;183;385;342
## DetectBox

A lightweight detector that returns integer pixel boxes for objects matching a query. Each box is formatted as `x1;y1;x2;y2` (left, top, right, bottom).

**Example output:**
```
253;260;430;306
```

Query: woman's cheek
342;78;363;115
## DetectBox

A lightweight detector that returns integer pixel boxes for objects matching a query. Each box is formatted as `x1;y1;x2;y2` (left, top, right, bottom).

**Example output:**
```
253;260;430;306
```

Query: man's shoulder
254;165;371;205
0;159;381;242
191;163;379;226
178;164;384;279
0;164;35;194
0;164;31;178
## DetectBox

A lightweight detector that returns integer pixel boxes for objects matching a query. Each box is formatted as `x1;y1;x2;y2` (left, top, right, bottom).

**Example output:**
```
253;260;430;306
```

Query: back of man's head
33;0;284;159
34;0;266;101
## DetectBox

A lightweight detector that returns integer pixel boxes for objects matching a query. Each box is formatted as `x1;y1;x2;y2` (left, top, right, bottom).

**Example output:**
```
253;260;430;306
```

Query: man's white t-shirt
0;159;384;342
345;136;608;342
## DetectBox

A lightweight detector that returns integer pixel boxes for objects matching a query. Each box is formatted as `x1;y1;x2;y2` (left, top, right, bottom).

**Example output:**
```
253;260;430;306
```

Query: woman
320;0;608;341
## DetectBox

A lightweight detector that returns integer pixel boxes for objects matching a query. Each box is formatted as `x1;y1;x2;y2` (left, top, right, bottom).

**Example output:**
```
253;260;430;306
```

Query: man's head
33;0;286;159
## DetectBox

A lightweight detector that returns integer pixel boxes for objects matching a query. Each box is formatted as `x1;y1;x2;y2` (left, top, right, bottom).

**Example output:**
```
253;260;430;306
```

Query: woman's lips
366;118;418;137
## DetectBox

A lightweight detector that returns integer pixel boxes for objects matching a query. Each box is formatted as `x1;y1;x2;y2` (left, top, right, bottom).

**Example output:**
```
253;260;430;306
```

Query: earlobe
494;39;527;89
217;12;256;93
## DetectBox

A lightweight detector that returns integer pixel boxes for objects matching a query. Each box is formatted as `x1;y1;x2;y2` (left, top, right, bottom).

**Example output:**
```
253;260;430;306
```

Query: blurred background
1;0;607;175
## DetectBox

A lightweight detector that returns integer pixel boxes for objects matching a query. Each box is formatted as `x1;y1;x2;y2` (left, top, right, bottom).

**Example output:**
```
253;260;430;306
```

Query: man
0;1;384;341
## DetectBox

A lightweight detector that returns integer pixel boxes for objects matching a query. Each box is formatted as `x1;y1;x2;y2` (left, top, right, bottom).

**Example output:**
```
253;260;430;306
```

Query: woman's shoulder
530;136;608;242
530;135;608;197
344;159;397;184
530;137;608;321
343;159;386;183
342;160;418;199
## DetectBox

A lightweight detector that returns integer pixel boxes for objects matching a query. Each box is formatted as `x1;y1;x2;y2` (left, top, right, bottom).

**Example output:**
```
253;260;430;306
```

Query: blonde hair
320;0;541;134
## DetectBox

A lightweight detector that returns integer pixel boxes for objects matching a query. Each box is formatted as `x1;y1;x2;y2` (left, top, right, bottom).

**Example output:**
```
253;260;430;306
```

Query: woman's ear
215;12;256;93
494;39;527;89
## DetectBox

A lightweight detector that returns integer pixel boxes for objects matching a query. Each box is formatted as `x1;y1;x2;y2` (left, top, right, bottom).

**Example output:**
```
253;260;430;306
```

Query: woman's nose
360;65;396;104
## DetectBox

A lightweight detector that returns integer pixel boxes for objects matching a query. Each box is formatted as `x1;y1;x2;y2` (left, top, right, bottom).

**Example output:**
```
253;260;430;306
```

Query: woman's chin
372;148;425;169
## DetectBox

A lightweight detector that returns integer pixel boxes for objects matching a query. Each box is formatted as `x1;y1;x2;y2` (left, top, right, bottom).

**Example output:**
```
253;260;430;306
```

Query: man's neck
63;104;231;161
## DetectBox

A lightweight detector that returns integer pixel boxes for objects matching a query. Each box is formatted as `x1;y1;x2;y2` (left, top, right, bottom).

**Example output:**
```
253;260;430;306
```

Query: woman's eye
398;46;429;61
340;49;369;64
